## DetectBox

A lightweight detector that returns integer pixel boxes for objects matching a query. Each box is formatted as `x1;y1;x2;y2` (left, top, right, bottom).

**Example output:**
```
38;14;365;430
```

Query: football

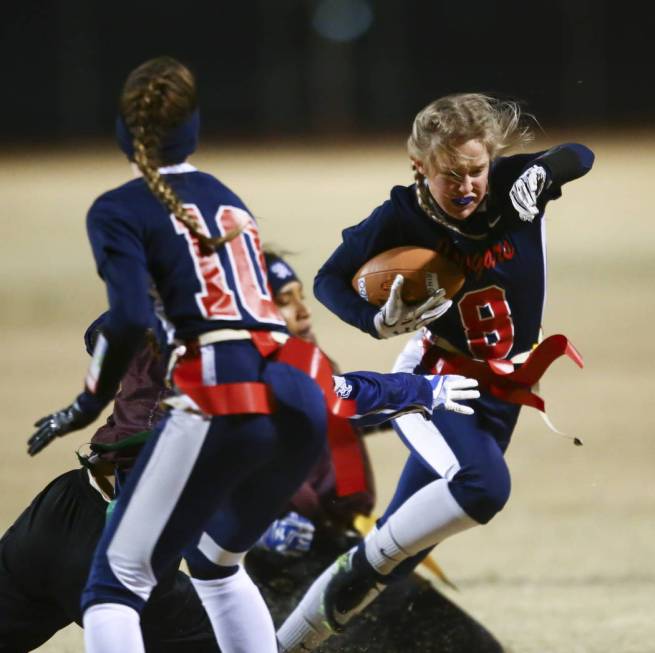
352;246;465;306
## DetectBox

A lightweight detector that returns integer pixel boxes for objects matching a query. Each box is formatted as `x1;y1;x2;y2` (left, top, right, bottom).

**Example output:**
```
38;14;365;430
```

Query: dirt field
2;134;654;652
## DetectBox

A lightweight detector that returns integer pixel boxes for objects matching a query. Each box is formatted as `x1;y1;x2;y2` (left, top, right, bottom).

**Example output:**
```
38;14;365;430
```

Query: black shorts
0;468;218;653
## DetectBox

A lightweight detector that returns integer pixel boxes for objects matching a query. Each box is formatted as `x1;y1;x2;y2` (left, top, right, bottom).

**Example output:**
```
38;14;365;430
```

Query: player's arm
84;196;153;406
536;143;595;185
314;204;399;338
314;202;449;339
28;197;152;456
508;144;595;222
84;253;152;402
334;371;479;428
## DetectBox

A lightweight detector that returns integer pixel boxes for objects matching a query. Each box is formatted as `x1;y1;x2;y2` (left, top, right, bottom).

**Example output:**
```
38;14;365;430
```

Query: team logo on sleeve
333;375;353;399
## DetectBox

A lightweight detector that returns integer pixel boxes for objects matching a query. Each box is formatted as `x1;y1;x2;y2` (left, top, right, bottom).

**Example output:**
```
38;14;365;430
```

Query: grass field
2;133;654;652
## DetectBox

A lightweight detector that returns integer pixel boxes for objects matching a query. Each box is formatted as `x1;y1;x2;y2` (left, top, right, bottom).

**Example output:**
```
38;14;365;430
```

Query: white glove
509;164;548;222
426;374;480;415
374;275;452;339
256;512;315;557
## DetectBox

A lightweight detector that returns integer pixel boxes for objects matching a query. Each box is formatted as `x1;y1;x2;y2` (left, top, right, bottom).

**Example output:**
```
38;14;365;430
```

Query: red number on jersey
172;205;284;325
217;206;284;325
457;285;514;359
172;204;241;320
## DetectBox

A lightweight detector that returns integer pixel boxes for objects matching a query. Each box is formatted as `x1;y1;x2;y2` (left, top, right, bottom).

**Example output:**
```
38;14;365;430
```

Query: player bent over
2;317;218;653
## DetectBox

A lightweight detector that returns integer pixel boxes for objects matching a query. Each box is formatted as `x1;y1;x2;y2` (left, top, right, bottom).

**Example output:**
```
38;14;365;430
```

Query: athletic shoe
276;546;387;652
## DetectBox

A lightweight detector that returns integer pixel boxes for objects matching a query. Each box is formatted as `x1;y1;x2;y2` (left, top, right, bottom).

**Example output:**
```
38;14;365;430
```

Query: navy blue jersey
314;144;594;361
79;164;287;408
87;165;286;342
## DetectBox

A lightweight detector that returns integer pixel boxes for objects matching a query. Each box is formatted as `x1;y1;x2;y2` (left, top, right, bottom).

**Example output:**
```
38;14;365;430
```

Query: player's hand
257;512;315;557
374;275;452;339
427;374;480;415
509;164;548;222
28;397;100;456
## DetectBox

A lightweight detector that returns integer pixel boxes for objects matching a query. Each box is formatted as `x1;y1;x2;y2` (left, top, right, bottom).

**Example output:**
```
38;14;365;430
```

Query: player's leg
190;398;327;559
275;453;443;651
362;413;509;578
140;569;219;653
277;396;519;651
185;379;327;653
82;408;293;653
359;394;519;582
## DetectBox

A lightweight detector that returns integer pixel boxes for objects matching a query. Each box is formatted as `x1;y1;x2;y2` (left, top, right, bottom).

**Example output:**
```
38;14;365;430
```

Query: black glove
28;394;103;456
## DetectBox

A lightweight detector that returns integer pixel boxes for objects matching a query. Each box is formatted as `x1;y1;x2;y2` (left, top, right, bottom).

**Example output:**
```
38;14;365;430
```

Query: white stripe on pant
365;412;478;575
106;409;210;602
393;412;461;479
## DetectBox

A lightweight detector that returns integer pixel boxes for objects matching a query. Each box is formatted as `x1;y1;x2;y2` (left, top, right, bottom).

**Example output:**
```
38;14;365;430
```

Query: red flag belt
172;330;365;496
421;334;584;412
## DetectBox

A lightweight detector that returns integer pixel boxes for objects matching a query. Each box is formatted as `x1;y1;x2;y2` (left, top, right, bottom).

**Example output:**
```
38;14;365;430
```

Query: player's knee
186;534;246;580
449;467;511;524
188;560;240;580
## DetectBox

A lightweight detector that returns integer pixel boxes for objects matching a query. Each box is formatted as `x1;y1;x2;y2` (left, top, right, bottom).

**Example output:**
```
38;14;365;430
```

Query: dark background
1;0;649;144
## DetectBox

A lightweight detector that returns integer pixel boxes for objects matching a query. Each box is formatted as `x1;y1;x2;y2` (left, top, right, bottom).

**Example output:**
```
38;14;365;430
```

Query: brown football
352;246;466;306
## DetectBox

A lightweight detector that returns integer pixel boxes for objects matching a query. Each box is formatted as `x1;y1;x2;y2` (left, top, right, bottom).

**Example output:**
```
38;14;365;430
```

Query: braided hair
119;56;240;255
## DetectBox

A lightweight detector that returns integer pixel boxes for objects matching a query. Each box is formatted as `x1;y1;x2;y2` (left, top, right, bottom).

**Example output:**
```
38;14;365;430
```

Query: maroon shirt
90;343;169;468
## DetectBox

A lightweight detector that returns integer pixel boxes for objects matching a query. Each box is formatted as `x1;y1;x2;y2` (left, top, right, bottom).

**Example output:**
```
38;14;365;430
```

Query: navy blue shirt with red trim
314;144;594;361
82;165;286;407
87;166;286;342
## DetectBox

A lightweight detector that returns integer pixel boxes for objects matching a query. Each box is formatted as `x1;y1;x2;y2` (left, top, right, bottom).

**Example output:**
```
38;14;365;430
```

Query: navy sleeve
82;195;152;407
535;143;594;186
492;151;546;186
335;371;433;427
493;144;594;196
314;201;404;338
492;144;594;226
87;195;148;273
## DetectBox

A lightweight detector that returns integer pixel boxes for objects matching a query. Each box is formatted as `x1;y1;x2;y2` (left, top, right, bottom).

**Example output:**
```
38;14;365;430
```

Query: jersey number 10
172;205;284;325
